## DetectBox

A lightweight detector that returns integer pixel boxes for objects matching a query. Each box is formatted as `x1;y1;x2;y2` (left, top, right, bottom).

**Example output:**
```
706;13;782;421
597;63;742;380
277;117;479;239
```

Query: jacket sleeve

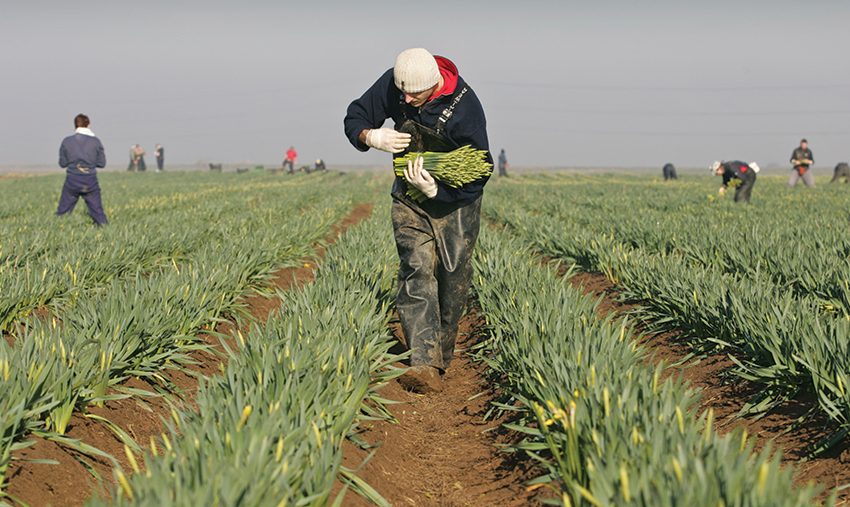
58;140;68;168
809;150;814;164
790;149;797;163
96;139;106;168
721;167;733;187
431;95;493;204
344;69;397;152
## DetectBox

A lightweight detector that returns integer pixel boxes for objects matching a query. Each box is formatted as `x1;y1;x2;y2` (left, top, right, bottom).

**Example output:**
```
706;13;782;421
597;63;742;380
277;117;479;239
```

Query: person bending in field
831;162;850;183
56;114;108;225
710;160;758;203
344;48;492;394
662;162;677;180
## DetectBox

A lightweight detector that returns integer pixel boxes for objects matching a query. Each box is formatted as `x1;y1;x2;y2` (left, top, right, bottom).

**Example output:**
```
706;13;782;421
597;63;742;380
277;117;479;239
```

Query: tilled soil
338;310;542;507
3;307;52;347
3;203;374;507
568;271;850;504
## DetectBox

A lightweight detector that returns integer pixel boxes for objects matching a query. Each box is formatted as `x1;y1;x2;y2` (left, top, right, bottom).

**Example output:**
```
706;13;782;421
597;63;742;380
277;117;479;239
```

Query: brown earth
3;203;374;507
337;309;544;507
2;307;52;347
568;271;850;505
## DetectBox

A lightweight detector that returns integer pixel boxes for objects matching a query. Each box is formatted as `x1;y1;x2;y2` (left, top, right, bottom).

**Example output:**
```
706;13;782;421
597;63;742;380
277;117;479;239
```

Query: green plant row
0;171;334;224
484;174;850;453
0;177;354;498
471;229;827;506
0;173;341;333
393;146;492;202
93;206;403;507
491;175;850;314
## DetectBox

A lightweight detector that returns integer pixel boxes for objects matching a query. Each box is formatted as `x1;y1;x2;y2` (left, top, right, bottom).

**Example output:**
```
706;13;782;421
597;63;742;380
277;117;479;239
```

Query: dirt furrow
340;308;540;507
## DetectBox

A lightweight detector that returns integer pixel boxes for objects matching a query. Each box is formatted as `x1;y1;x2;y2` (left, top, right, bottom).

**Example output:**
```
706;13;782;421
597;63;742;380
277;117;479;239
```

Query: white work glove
403;156;438;199
365;128;411;154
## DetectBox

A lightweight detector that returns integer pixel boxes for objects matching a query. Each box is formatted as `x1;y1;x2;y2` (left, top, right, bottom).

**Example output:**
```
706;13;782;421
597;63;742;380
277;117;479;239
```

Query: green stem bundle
393;146;492;202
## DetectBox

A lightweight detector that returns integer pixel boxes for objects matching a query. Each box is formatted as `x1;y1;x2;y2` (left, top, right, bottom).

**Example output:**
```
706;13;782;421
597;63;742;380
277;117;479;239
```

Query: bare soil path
4;203;374;507
339;309;541;507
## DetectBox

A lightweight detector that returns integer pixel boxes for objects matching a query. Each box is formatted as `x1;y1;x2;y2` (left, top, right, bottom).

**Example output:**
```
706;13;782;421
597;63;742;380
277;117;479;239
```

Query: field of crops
486;175;850;440
1;170;848;506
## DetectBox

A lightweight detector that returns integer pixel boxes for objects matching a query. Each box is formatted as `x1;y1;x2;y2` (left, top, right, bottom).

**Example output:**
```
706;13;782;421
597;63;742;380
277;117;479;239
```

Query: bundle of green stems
393;146;492;201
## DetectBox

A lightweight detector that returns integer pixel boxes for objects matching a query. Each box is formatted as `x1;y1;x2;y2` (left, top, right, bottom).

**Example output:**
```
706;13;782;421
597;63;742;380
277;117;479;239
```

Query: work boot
398;365;443;394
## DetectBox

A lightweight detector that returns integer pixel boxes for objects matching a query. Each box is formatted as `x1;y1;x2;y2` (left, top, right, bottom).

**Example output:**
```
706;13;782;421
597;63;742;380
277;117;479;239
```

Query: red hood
428;56;458;102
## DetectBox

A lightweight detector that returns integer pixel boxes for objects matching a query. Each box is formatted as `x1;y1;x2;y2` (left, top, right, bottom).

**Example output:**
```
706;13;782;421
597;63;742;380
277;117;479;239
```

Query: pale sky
1;0;849;170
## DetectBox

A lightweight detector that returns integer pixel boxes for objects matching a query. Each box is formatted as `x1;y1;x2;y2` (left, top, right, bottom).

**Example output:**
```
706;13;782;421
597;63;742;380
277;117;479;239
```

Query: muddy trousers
56;173;108;225
734;173;756;203
392;195;482;370
788;168;814;187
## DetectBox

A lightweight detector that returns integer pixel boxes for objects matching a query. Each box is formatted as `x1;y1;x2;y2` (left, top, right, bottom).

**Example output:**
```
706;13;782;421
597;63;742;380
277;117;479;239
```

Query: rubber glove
404;156;438;199
365;128;411;154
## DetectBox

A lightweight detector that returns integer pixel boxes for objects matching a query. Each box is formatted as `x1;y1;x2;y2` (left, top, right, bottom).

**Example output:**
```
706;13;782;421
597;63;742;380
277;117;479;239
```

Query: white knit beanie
394;48;440;94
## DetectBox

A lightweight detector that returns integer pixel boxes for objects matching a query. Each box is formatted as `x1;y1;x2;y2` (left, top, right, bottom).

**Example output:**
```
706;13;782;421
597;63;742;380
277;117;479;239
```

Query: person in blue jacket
56;114;108;225
344;48;492;393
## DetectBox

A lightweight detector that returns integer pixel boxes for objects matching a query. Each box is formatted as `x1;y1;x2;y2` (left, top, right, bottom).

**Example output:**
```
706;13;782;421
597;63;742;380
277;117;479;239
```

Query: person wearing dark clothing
314;158;326;171
497;149;509;177
711;160;758;203
57;114;108;225
789;138;814;187
831;162;850;183
344;47;491;393
662;162;677;180
155;144;164;171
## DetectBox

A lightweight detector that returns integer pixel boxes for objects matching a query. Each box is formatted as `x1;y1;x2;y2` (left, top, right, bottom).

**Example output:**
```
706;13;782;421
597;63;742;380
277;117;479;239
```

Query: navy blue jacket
721;160;755;187
59;132;106;175
344;67;491;204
